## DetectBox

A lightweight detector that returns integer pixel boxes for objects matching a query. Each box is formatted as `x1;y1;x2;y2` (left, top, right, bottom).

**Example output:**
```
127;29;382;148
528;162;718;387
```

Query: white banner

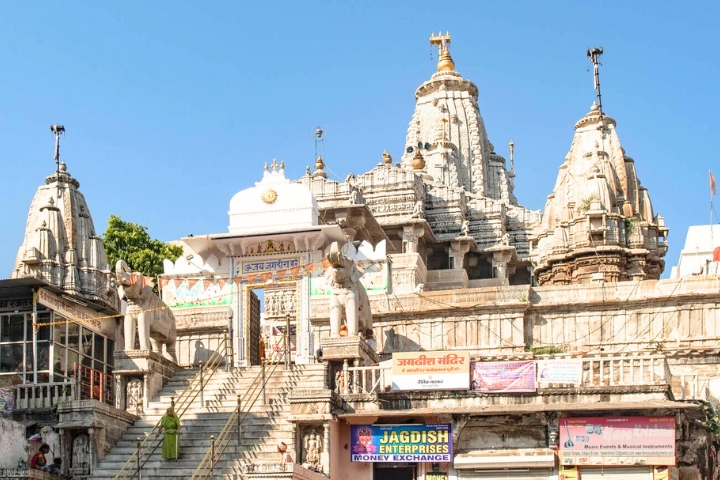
537;359;582;385
391;351;470;391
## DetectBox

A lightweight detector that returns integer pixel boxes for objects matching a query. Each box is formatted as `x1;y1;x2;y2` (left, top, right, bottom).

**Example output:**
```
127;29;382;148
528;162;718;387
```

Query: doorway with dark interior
374;463;416;480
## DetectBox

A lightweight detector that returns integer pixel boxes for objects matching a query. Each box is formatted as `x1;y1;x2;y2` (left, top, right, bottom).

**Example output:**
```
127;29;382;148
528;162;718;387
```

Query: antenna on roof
314;126;325;160
587;47;604;116
50;124;65;195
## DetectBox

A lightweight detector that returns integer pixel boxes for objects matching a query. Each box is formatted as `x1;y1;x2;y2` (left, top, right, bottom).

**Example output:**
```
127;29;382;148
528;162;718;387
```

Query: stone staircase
93;363;327;480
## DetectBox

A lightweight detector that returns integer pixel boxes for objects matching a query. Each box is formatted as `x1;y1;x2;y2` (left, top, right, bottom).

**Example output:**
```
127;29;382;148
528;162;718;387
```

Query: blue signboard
350;424;452;462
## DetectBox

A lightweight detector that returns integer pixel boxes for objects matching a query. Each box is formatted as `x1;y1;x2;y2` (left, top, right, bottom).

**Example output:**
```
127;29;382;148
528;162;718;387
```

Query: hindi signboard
559;416;676;466
537;359;583;385
391;351;470;391
37;288;116;339
471;360;536;393
350;424;452;463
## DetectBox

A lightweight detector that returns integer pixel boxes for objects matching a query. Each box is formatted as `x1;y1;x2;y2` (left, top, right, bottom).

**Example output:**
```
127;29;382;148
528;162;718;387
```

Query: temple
0;35;717;480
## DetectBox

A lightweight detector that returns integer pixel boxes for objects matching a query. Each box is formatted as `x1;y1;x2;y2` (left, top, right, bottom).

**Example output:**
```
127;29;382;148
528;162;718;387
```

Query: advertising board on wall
350;424;452;463
471;360;536;393
391;351;470;391
559;416;676;466
537;359;583;385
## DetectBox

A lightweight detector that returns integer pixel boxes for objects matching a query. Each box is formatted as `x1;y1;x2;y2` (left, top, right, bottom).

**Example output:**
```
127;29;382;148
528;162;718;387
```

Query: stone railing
14;381;75;410
537;353;669;389
674;374;709;401
338;353;670;397
338;362;391;395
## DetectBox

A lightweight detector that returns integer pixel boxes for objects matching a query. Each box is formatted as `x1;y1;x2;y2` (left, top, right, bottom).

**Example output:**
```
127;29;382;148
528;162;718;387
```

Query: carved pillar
449;241;471;270
88;428;95;473
402;225;424;254
322;423;330;473
490;247;515;283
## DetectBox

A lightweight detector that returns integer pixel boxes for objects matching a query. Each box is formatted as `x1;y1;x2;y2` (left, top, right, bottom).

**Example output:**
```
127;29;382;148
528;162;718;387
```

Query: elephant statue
325;242;373;337
116;260;177;363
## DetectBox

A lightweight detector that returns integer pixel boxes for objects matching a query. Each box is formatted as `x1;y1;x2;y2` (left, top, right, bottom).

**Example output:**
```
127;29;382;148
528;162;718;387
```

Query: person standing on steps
156;407;181;460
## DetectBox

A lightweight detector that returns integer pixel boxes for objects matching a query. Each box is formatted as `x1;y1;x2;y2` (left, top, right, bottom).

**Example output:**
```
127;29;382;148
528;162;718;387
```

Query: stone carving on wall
303;430;323;467
325;242;373;337
72;434;90;471
116;260;178;362
264;289;296;319
126;378;144;415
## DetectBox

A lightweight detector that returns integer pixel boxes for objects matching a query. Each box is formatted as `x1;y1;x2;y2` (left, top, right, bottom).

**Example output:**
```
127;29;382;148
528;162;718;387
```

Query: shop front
558;416;677;480
350;424;452;480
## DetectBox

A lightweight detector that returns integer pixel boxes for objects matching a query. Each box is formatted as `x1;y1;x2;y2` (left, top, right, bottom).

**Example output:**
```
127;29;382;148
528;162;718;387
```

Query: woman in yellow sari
156;407;180;460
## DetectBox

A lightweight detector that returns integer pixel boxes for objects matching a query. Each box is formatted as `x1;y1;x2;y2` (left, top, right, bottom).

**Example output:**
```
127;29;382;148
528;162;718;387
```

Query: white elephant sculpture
116;260;177;363
325;242;373;337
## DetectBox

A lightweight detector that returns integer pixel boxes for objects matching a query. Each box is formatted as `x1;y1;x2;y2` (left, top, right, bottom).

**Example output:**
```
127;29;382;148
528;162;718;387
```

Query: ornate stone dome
228;161;318;234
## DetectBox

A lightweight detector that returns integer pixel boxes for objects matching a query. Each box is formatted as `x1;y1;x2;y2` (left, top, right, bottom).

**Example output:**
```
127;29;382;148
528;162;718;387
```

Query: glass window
53;346;67;381
53;317;65;344
0;344;22;372
66;321;80;351
36;311;51;341
81;328;93;357
94;334;105;366
107;340;115;367
5;315;25;342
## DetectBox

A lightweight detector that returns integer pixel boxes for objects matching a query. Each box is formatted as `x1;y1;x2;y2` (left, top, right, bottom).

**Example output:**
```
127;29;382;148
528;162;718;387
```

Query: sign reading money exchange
350;424;452;462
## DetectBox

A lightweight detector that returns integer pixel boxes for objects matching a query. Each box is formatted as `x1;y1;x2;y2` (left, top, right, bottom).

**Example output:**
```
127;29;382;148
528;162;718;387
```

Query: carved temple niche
126;378;144;415
300;424;326;471
71;433;90;475
264;287;297;321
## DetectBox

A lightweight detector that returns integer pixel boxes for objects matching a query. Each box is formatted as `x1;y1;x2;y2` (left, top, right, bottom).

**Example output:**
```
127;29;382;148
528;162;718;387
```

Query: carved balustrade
15;381;75;410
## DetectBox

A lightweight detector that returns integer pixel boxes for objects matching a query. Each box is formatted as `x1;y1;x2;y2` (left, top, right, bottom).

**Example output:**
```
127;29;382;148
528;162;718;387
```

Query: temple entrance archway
241;279;300;366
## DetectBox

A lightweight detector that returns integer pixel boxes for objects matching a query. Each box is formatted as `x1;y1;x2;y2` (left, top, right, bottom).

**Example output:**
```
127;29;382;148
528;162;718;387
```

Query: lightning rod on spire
587;47;604;115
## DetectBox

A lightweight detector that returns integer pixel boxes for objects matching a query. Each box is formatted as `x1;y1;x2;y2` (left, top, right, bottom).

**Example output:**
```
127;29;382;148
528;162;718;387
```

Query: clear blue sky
2;1;719;277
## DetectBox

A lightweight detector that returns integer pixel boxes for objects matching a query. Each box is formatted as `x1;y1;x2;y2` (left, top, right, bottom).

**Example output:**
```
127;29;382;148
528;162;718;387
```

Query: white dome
228;165;318;234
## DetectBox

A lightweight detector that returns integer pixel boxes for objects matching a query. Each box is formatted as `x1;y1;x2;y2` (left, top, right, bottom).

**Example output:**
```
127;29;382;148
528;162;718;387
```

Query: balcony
334;352;684;417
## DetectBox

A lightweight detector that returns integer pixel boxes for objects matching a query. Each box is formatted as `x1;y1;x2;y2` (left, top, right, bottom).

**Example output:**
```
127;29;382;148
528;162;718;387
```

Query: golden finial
382;150;393;165
264;162;269;172
271;158;278;171
412;149;426;170
280;160;285;170
314;156;327;178
430;31;454;72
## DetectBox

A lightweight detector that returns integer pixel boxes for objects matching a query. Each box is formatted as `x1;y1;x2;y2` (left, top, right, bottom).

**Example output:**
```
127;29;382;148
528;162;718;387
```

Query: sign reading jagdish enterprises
350;424;452;462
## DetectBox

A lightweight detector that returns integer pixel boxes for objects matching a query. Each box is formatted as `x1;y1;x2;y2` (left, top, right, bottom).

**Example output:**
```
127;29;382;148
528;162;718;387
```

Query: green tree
101;215;183;278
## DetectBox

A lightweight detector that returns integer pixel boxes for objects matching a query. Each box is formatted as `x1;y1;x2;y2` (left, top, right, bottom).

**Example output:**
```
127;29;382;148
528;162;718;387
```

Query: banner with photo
471;360;536;393
0;388;14;413
559;416;675;466
537;359;583;385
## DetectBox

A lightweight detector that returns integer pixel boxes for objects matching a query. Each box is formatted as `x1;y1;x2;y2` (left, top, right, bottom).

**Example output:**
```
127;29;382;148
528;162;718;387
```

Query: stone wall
0;418;26;469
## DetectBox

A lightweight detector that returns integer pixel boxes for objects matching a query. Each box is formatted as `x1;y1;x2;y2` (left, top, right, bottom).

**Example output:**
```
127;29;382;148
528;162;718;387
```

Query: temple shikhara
0;34;718;480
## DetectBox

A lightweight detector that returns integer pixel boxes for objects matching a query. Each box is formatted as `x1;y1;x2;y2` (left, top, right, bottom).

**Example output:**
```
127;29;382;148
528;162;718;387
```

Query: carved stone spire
531;105;668;285
11;130;119;311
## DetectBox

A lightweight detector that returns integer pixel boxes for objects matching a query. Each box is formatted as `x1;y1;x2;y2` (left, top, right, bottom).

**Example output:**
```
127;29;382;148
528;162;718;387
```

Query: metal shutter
457;470;553;480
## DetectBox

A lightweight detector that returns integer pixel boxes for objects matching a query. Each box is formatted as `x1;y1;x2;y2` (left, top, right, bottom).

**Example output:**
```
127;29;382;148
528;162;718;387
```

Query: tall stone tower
11;128;118;311
531;104;669;285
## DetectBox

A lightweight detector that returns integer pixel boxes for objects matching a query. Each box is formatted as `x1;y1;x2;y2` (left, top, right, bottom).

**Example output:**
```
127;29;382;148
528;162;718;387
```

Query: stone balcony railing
337;352;671;397
14;381;75;410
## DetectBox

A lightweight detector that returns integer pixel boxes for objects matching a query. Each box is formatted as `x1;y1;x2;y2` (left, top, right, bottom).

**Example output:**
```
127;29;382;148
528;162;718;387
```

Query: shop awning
454;448;556;470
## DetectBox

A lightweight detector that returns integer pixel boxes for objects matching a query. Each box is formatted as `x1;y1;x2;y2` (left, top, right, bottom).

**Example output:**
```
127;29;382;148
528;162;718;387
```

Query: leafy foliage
525;345;564;355
101;215;182;278
701;403;720;439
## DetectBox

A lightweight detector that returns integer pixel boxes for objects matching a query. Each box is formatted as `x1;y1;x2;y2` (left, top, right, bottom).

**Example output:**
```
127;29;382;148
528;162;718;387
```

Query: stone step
94;363;326;479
